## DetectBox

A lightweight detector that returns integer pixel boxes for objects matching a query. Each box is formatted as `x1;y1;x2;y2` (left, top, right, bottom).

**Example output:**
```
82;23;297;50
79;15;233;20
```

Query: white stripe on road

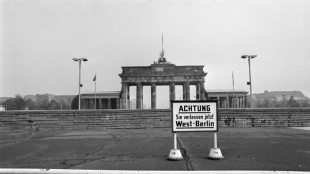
290;127;310;131
0;169;309;174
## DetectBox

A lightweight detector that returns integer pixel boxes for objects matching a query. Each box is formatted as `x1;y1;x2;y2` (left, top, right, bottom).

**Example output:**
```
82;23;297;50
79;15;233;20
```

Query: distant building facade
81;91;121;109
253;90;310;106
35;94;55;103
208;89;248;108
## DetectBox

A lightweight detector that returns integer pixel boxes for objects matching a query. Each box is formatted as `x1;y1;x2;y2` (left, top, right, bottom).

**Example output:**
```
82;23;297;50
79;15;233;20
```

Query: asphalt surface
0;127;309;171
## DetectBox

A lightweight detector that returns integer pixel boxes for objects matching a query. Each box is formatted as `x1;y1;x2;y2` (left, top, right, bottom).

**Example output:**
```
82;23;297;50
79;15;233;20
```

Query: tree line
1;94;79;110
255;96;310;108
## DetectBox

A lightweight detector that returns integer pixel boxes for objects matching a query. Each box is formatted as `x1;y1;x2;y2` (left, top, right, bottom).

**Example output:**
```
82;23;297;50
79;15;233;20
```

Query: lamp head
81;58;88;62
72;58;79;62
241;55;248;59
241;55;257;59
251;55;257;59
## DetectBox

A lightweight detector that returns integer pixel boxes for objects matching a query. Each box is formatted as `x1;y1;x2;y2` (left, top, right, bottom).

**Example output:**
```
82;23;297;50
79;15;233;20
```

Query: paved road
0;127;309;171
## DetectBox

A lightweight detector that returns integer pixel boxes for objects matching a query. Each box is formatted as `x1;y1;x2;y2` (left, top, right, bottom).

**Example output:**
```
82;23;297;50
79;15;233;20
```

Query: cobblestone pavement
0;127;309;171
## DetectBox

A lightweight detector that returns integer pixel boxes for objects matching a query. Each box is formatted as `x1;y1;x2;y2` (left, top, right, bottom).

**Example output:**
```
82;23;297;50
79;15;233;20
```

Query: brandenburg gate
80;36;247;110
119;57;207;109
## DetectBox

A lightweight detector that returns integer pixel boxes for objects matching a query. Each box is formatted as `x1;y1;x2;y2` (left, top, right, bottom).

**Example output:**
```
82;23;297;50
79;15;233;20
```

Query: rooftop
207;89;248;93
254;90;306;98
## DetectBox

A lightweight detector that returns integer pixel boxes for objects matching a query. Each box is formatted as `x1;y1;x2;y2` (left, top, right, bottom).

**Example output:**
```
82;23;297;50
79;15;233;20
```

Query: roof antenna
161;33;164;57
158;33;167;64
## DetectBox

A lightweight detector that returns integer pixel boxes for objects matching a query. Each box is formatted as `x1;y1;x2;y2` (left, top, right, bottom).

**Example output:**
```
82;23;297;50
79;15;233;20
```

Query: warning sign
172;101;218;132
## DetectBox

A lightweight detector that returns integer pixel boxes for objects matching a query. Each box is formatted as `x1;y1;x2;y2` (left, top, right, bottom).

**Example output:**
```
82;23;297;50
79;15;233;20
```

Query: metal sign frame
171;100;218;132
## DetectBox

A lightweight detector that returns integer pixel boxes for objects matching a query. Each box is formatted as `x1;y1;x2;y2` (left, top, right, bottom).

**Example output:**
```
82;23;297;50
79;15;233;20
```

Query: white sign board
172;101;218;132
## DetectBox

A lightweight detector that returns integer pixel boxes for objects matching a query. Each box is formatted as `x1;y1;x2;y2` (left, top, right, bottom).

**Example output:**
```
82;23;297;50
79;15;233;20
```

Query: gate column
196;83;200;100
121;83;128;109
200;82;206;100
137;83;143;109
127;85;130;109
151;83;156;109
183;82;190;101
170;83;175;101
169;83;175;109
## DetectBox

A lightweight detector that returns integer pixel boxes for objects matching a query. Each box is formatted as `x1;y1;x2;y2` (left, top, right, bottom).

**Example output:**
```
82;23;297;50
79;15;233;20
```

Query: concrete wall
1;108;310;131
219;108;310;127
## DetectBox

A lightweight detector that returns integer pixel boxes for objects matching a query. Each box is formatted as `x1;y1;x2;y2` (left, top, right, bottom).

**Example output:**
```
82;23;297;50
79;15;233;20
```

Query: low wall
1;108;310;131
219;108;310;127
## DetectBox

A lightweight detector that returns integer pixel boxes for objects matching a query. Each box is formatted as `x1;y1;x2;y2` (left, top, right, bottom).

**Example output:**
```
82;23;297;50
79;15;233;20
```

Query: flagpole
95;76;97;109
232;71;235;108
94;74;97;110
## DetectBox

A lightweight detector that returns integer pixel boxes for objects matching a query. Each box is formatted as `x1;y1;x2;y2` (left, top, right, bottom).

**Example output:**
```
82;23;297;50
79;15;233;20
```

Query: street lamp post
73;58;88;110
241;55;257;108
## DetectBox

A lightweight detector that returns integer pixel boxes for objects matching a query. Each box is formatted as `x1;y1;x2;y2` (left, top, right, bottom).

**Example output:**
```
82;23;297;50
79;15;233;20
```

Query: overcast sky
1;0;310;107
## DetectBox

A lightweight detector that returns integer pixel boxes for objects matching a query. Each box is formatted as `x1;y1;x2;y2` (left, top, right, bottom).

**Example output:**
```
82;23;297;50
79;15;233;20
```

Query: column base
167;149;183;161
207;148;224;160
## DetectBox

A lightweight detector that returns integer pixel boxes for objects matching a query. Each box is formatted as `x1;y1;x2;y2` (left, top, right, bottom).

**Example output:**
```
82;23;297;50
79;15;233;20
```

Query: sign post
167;133;183;160
169;101;224;160
208;132;224;159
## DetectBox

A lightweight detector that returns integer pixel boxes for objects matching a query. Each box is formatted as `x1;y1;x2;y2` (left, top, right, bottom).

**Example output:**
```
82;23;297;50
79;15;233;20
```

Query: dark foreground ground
0;127;309;171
